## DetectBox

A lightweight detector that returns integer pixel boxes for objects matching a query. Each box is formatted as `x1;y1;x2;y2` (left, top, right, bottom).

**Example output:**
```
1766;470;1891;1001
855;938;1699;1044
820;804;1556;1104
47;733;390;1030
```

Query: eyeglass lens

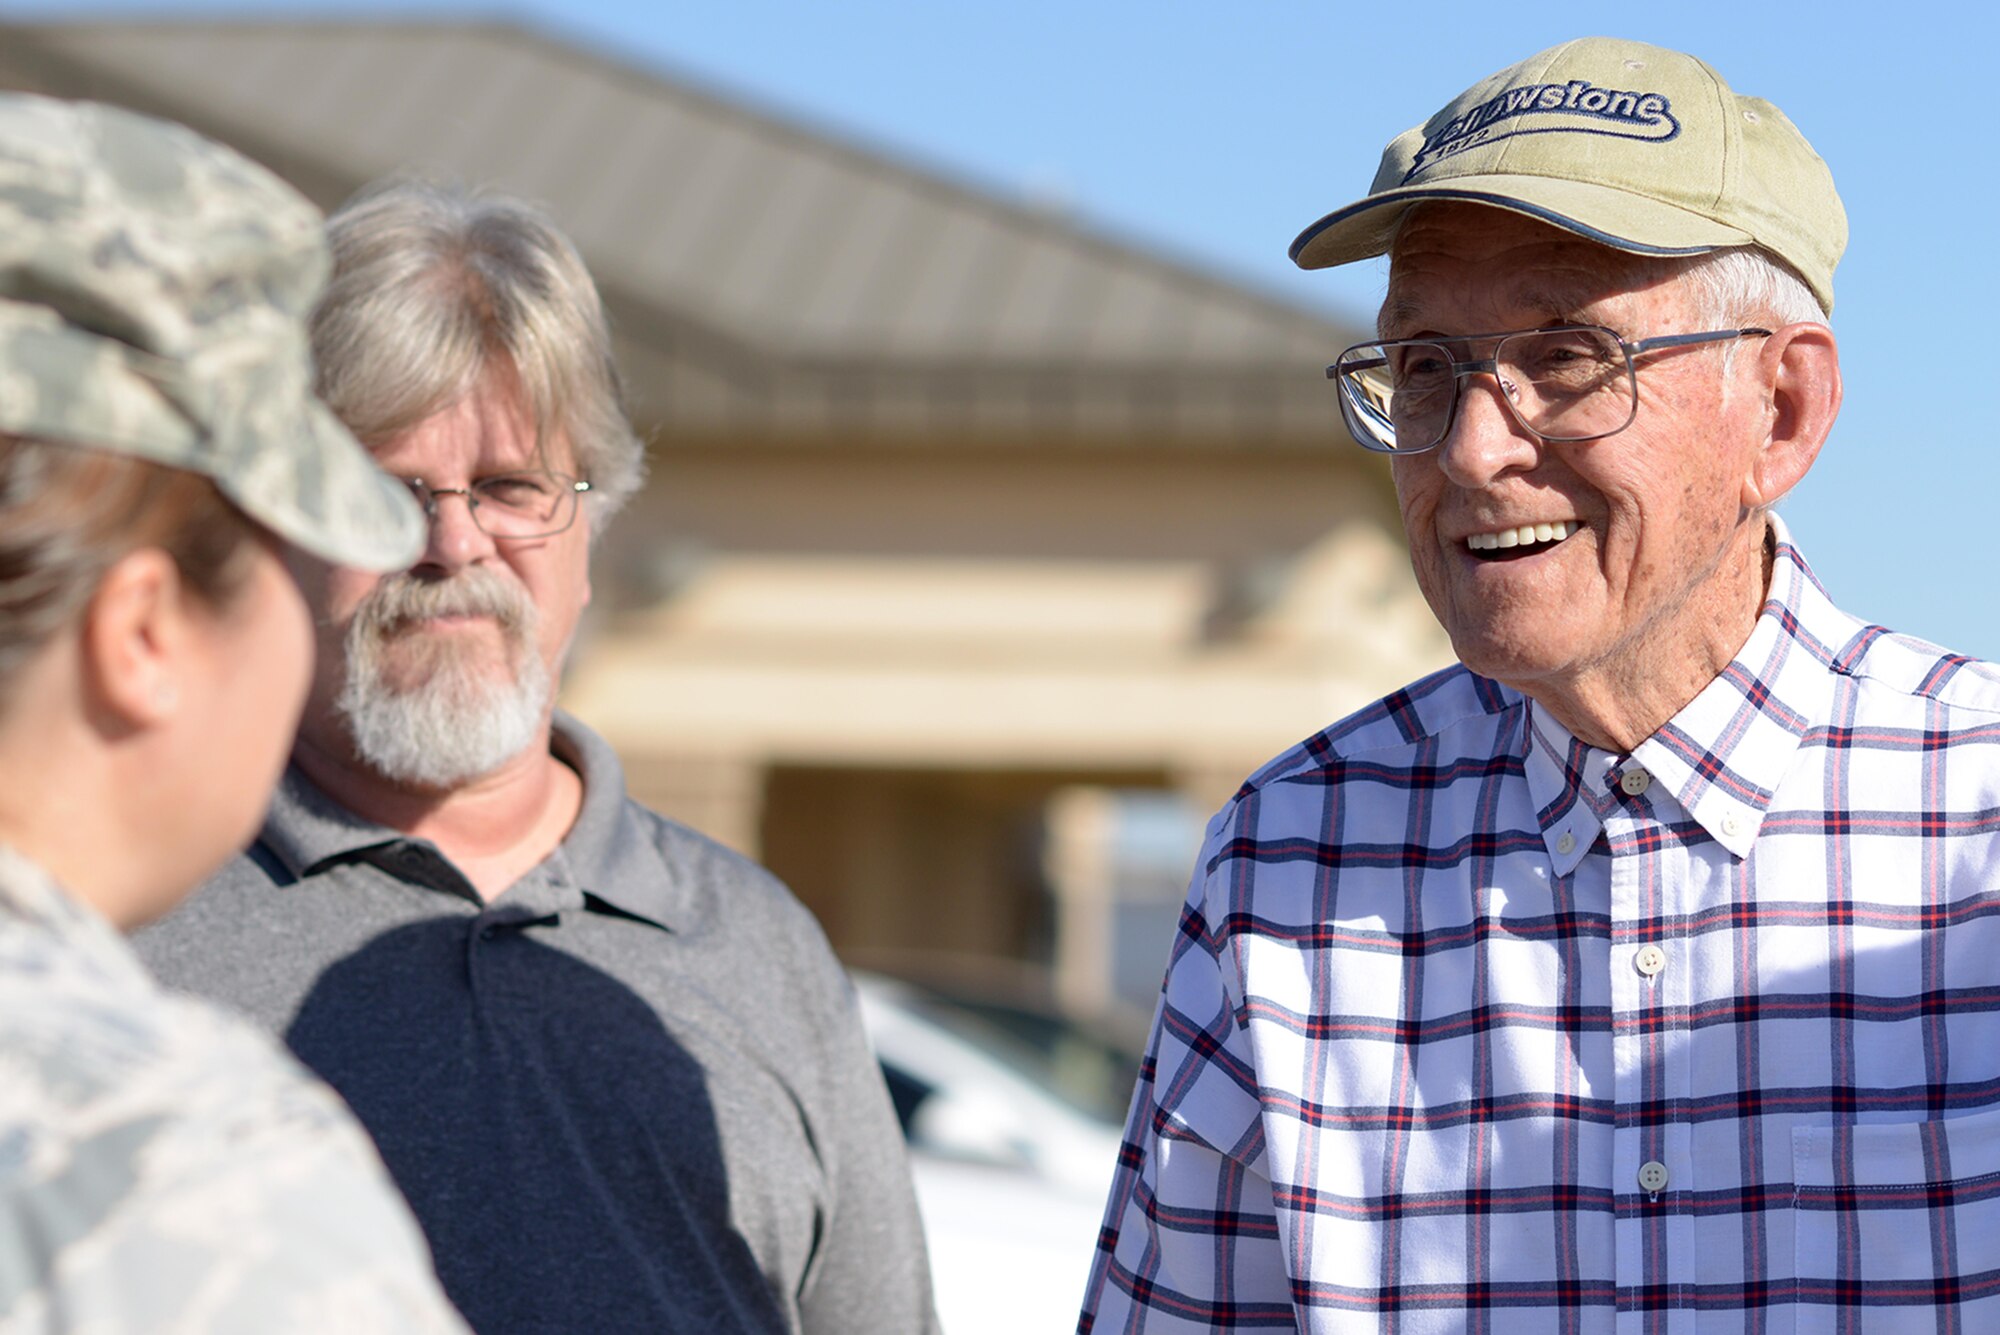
409;473;582;538
1337;327;1636;453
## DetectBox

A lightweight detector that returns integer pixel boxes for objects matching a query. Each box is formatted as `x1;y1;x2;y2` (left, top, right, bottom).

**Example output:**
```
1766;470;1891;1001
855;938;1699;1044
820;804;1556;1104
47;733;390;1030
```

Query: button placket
1597;767;1695;1285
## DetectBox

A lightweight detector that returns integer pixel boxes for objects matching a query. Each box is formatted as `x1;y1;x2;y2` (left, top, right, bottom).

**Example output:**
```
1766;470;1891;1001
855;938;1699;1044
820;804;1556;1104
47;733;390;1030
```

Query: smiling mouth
1465;520;1578;560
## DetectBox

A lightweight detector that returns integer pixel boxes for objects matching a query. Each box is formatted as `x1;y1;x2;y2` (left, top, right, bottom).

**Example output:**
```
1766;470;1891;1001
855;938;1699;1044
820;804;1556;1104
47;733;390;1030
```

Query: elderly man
138;178;936;1335
1080;37;2000;1333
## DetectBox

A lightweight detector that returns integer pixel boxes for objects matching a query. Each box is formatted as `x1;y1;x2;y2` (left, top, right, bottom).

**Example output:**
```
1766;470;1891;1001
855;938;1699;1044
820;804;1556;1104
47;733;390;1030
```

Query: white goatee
333;566;551;790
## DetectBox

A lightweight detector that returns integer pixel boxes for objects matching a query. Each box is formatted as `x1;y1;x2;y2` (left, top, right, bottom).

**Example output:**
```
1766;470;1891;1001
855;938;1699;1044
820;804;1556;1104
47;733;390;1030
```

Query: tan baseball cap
1289;37;1846;313
0;94;424;571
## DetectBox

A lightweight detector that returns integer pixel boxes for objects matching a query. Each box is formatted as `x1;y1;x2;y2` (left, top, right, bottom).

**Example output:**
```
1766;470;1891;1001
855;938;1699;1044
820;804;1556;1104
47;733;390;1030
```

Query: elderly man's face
292;366;593;789
1383;204;1772;733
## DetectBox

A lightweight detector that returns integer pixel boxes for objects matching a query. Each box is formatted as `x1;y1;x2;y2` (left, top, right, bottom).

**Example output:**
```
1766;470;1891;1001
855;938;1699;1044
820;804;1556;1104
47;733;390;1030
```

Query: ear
1741;321;1842;509
80;548;192;733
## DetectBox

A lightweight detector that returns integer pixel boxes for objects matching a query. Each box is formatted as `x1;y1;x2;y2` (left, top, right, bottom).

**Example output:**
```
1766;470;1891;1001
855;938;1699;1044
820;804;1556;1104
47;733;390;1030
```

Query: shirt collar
549;713;682;931
257;755;404;878
1525;514;1849;867
255;711;683;931
1523;705;1613;876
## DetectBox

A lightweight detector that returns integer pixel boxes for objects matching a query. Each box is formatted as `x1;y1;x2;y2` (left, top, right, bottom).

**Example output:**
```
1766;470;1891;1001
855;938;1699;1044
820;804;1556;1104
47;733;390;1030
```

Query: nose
416;488;497;573
1433;368;1541;488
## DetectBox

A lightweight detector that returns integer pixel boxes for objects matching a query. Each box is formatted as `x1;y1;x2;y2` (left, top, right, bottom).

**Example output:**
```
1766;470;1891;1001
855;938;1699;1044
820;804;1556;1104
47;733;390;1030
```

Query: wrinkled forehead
1380;201;1695;336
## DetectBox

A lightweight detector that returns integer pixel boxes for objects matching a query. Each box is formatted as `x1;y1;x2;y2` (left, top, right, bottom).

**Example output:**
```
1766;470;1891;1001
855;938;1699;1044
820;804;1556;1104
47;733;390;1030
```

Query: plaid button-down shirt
1080;517;2000;1334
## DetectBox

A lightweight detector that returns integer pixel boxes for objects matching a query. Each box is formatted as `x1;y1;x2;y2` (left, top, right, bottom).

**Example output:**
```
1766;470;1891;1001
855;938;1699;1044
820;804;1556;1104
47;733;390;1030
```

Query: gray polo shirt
136;714;936;1335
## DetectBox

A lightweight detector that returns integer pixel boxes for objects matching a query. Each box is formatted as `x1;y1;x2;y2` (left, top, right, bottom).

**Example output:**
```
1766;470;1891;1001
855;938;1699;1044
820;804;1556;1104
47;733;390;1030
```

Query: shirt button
1619;769;1652;796
1634;944;1667;978
1557;831;1576;856
1721;812;1743;838
1638;1160;1669;1194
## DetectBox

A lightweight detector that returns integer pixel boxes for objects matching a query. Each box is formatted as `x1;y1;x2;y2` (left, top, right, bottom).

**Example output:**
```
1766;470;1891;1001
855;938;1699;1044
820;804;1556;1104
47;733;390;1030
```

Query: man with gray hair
1081;37;2000;1332
140;177;936;1335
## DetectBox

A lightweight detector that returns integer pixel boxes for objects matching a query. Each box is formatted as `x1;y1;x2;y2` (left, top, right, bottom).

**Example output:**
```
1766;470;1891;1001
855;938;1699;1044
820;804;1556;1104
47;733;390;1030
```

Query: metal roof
2;18;1364;448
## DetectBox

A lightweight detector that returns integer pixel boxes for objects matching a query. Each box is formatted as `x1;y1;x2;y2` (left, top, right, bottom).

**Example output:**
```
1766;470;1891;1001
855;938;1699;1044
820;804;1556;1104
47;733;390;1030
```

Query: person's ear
80;548;190;732
1741;321;1842;510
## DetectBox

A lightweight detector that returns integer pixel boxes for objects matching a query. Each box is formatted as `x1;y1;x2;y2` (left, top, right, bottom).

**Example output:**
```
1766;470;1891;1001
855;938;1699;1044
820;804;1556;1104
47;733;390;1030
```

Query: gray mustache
354;570;533;637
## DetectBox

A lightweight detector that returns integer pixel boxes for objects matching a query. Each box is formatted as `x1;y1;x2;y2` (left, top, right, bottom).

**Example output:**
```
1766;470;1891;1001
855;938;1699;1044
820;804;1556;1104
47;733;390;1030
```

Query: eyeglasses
1327;324;1772;454
400;471;592;540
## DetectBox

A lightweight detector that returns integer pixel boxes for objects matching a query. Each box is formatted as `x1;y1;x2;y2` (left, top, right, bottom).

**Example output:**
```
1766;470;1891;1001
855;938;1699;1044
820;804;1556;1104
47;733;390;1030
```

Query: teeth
1467;521;1573;552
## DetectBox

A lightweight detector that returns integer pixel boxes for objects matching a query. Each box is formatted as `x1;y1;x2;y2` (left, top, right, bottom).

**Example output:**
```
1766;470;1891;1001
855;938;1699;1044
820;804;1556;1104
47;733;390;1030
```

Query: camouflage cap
0;94;423;571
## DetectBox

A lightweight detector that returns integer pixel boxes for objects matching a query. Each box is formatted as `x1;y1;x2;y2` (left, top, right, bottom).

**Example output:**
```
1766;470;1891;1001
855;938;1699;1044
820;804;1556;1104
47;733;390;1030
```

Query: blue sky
27;0;1995;658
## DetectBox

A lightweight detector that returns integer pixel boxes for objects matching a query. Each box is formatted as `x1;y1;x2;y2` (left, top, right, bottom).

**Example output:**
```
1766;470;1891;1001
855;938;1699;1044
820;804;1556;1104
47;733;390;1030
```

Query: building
5;19;1452;1019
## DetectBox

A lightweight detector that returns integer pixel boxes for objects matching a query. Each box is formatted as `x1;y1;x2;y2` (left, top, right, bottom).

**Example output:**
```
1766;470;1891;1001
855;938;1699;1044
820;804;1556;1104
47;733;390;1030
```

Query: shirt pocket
1792;1107;2000;1333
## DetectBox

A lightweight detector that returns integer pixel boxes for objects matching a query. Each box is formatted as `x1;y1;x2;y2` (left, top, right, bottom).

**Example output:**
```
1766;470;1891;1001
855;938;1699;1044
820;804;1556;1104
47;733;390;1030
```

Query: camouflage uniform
0;95;454;1331
0;846;470;1333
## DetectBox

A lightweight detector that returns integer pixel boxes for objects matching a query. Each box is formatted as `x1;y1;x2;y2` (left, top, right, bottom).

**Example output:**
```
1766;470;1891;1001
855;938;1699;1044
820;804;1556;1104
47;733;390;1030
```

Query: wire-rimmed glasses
400;471;592;539
1327;324;1772;454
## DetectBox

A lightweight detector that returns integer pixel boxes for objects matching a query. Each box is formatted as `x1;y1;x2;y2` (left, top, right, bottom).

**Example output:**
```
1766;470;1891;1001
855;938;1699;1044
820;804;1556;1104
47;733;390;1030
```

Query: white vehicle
851;969;1142;1335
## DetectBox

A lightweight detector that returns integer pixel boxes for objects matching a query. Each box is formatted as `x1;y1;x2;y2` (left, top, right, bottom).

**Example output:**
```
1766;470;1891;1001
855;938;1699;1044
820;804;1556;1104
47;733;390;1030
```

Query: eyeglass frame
399;470;593;540
1326;323;1774;455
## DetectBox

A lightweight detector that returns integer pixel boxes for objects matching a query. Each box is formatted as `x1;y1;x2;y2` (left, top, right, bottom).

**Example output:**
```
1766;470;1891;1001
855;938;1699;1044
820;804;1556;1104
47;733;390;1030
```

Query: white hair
311;177;645;535
1675;245;1827;328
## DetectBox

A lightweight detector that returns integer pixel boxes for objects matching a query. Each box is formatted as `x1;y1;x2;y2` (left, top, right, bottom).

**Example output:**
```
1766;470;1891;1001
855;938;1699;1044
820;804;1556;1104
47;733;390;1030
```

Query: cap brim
218;398;426;573
0;309;425;572
1289;176;1756;270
